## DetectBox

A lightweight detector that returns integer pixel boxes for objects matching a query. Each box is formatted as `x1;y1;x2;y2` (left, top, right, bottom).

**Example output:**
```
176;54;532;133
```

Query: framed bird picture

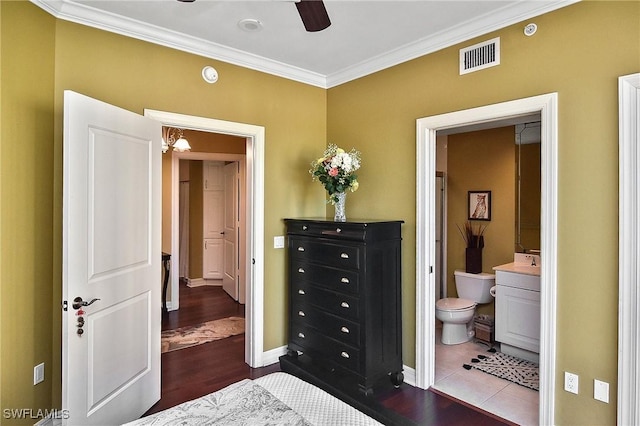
468;190;491;221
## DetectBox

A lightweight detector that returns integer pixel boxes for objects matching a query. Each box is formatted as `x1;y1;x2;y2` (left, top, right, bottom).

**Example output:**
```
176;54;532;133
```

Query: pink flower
328;167;339;177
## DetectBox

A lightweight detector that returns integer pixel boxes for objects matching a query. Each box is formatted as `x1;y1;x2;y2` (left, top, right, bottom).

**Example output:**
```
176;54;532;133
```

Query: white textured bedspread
125;372;382;426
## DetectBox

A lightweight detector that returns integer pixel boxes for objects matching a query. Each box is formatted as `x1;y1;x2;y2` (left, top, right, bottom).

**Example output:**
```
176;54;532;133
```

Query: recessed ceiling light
238;18;263;32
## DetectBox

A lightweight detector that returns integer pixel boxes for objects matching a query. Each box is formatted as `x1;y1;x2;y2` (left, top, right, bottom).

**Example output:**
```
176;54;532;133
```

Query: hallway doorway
145;109;266;368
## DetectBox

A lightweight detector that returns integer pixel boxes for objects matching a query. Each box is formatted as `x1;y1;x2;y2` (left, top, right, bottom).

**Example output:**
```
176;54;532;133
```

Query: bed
125;372;383;425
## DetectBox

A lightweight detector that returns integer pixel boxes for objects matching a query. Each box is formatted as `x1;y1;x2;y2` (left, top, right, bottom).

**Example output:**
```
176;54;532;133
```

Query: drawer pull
341;277;350;284
336;228;342;233
298;267;305;273
341;326;350;334
302;225;308;230
297;247;305;252
298;332;305;339
298;289;306;295
340;253;349;259
340;301;350;308
298;310;305;317
340;351;350;359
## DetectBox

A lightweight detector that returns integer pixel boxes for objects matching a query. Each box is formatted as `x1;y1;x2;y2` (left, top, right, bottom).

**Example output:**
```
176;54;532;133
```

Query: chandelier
162;127;191;153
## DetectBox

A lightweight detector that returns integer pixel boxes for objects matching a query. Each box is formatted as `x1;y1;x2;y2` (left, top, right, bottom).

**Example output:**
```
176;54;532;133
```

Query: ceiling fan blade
295;0;331;32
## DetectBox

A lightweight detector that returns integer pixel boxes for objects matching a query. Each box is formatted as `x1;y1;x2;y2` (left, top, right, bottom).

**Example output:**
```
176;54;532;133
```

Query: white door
222;162;238;300
203;189;224;239
203;190;224;280
203;162;224;279
62;91;161;425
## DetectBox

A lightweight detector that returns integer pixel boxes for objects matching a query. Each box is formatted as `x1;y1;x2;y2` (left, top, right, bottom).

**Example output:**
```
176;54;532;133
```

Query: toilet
435;270;496;345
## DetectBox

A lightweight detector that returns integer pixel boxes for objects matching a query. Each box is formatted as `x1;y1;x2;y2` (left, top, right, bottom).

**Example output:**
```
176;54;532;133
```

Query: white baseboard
402;364;416;387
262;345;288;366
186;278;222;288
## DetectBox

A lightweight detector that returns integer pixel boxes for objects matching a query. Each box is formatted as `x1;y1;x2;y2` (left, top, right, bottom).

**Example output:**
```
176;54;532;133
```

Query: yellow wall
327;2;639;424
1;1;639;425
446;127;516;316
0;2;56;422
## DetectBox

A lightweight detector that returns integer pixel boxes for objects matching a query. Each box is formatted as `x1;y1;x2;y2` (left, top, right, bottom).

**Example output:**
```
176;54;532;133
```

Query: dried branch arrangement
457;221;487;248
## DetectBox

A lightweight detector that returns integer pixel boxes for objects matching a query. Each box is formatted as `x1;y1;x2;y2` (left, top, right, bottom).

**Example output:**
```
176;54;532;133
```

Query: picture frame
468;190;491;221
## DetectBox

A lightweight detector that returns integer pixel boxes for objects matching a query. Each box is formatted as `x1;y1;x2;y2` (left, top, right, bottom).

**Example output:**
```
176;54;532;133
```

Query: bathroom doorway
415;93;558;425
432;123;540;425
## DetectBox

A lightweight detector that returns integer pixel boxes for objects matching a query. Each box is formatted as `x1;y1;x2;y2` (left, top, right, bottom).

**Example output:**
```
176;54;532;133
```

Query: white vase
334;192;346;222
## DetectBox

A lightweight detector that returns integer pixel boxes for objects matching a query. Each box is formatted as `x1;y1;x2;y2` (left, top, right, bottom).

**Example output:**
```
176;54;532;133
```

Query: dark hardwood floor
144;281;513;425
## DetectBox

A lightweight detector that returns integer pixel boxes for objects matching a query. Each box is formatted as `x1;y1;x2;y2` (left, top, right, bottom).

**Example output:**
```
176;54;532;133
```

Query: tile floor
433;328;539;426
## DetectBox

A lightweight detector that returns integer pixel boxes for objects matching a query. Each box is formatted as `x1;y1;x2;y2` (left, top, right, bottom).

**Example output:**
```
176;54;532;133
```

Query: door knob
72;297;100;310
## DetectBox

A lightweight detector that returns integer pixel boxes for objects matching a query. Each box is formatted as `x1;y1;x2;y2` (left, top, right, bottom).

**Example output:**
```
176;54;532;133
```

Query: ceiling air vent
459;37;500;75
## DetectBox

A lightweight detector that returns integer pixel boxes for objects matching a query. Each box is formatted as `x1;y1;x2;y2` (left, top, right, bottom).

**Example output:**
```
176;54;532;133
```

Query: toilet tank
454;270;495;304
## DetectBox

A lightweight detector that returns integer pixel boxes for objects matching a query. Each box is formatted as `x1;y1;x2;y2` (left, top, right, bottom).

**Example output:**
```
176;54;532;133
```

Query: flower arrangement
310;144;361;204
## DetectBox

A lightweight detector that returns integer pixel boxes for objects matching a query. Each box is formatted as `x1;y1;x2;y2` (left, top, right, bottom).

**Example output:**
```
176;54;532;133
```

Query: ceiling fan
177;0;331;32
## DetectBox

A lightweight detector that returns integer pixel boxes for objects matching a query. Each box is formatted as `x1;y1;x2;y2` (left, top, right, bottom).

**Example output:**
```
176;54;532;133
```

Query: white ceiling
33;0;577;88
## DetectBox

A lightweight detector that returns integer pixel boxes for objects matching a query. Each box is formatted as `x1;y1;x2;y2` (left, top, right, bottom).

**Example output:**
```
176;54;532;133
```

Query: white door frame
618;72;640;426
144;109;265;368
416;93;558;425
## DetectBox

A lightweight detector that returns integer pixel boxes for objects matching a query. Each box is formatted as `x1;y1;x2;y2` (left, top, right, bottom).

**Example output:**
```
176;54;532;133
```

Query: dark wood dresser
280;219;404;397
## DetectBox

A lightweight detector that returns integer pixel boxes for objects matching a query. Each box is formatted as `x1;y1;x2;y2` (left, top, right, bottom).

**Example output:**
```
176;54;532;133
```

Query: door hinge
430;266;433;274
62;300;68;311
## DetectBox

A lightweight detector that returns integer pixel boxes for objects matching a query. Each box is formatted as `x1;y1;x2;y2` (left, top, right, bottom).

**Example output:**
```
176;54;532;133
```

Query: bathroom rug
463;351;539;391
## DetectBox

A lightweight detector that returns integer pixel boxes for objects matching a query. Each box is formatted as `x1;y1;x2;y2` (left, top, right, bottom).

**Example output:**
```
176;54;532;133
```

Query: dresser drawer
291;260;359;294
290;322;360;372
286;220;367;241
290;238;360;270
293;283;359;321
292;304;360;347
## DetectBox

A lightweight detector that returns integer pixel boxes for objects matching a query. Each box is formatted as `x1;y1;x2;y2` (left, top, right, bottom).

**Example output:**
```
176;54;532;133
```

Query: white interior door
203;189;224;280
222;162;239;300
62;91;161;425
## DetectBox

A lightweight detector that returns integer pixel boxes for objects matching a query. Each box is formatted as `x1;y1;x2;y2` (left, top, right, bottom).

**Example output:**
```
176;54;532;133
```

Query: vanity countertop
493;262;541;277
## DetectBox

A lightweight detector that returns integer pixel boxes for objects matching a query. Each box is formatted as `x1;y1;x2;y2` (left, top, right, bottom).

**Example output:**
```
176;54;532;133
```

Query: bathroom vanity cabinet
280;219;404;396
494;268;541;362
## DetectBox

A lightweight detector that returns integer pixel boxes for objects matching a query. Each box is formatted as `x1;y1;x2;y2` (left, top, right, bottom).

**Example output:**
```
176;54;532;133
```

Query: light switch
274;236;285;249
594;379;609;403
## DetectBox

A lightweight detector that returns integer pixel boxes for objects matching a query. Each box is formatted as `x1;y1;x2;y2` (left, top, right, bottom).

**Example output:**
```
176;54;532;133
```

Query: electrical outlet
564;371;579;394
594;379;609;403
34;363;44;385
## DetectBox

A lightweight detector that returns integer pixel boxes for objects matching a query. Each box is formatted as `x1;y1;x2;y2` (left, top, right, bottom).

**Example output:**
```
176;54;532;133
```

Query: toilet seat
436;297;476;311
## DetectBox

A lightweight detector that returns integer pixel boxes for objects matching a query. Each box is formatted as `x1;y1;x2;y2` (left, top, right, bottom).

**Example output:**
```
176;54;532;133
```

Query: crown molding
32;0;578;90
31;0;328;88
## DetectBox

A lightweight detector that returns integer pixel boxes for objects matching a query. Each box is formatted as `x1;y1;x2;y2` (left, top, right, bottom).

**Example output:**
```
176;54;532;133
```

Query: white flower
340;153;353;172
